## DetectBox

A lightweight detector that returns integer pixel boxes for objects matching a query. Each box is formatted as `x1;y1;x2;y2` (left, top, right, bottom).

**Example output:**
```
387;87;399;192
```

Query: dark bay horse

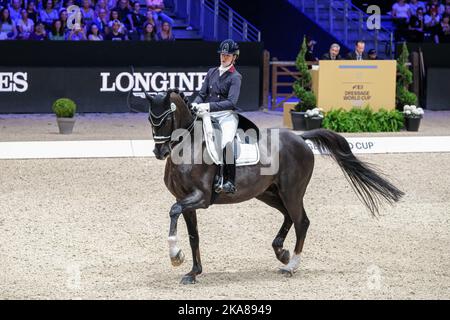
146;89;404;284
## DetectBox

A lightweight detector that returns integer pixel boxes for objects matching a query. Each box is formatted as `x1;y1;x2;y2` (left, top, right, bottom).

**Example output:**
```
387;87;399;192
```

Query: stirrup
214;176;224;193
222;181;236;194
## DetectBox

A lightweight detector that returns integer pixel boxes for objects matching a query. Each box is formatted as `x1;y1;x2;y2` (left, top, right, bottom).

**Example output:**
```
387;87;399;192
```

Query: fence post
262;50;270;110
271;59;278;110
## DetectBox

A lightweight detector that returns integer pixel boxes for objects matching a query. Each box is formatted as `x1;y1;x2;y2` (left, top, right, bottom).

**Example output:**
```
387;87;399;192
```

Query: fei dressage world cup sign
0;67;260;113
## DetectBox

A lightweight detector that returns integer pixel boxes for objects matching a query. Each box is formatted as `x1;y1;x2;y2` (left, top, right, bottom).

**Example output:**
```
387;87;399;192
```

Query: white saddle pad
202;115;259;167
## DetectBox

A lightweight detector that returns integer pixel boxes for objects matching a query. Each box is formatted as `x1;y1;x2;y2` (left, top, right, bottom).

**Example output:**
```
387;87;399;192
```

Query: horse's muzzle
153;147;170;160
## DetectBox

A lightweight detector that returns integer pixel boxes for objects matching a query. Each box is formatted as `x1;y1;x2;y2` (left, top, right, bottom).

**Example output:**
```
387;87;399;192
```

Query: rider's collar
219;63;233;76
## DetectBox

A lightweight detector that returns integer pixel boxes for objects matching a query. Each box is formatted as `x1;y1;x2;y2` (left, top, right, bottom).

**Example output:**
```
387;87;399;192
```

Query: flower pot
405;117;421;132
56;117;76;134
305;117;323;130
290;111;307;131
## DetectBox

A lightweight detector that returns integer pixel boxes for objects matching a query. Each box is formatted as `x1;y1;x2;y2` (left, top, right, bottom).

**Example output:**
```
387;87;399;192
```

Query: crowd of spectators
391;0;450;43
0;0;175;40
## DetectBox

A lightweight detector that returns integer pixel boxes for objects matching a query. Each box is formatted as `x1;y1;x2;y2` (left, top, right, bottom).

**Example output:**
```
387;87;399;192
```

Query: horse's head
146;89;193;160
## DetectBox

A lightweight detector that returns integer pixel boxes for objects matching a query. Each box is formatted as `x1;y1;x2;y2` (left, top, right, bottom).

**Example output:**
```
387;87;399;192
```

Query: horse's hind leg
180;209;202;285
278;198;310;277
257;189;292;265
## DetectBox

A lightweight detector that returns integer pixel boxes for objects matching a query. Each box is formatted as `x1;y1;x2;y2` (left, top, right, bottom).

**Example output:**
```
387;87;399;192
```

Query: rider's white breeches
210;111;238;149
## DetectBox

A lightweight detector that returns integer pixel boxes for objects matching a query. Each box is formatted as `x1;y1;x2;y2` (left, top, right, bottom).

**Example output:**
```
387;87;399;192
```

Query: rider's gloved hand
195;103;210;115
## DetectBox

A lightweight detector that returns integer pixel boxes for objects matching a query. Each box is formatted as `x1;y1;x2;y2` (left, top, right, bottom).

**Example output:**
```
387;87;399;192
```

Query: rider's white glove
193;103;210;115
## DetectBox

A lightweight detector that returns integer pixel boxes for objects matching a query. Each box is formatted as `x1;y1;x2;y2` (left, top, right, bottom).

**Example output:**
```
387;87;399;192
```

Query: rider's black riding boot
222;162;236;194
222;143;237;194
214;143;237;194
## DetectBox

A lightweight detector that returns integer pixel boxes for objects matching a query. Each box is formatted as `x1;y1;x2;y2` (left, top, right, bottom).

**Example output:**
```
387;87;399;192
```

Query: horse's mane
168;88;191;109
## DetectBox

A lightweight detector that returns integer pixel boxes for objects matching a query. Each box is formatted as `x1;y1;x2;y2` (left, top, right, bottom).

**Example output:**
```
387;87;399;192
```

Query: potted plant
52;98;77;134
291;36;317;131
403;105;424;131
396;42;418;110
305;108;324;130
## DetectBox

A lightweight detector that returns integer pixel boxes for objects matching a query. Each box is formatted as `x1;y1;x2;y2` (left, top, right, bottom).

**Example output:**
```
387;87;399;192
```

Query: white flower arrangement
403;105;424;118
304;107;324;119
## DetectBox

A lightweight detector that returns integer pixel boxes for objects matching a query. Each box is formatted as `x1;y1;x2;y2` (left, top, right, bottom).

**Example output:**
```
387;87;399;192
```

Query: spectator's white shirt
424;14;441;26
17;18;34;37
392;3;411;19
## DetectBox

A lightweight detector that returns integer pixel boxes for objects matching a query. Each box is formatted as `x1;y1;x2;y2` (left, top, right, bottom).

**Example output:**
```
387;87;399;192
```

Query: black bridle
148;90;198;148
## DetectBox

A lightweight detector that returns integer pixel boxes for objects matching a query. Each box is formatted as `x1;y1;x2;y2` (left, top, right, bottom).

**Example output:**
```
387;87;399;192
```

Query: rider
191;39;242;194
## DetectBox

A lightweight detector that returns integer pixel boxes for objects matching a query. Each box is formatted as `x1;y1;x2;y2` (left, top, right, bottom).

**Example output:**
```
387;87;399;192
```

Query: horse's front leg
180;209;201;284
168;191;207;271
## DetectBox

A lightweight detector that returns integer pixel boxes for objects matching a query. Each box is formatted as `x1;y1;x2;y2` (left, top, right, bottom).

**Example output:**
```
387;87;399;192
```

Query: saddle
202;113;260;167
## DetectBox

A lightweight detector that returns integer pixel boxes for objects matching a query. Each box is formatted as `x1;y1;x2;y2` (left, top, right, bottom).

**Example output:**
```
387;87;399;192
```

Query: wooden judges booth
283;60;397;127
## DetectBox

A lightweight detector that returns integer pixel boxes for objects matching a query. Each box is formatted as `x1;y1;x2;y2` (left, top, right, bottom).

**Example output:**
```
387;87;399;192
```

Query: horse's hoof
170;250;185;267
278;267;294;277
279;249;290;265
180;274;196;285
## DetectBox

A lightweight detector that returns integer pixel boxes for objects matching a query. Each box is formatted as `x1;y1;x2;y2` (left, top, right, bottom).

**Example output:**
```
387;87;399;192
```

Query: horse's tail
301;129;404;217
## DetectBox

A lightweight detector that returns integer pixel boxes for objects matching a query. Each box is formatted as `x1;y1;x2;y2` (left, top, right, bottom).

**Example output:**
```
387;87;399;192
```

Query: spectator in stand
107;0;117;10
95;0;109;17
17;9;35;39
445;3;450;16
425;5;441;36
29;21;47;39
87;22;103;40
427;0;445;16
392;0;411;41
40;0;58;30
304;36;318;62
129;1;145;35
143;8;155;28
146;0;173;27
156;20;174;40
104;18;127;40
8;0;22;22
48;19;65;39
108;9;125;33
113;0;131;21
435;13;450;42
409;0;426;15
408;7;425;42
59;8;68;32
27;1;38;22
93;7;109;35
141;21;156;40
321;43;342;60
0;8;18;39
67;22;87;40
346;40;369;60
80;0;95;27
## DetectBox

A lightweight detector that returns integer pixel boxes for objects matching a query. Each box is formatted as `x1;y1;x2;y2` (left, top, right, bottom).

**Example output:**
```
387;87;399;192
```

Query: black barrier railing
0;41;264;67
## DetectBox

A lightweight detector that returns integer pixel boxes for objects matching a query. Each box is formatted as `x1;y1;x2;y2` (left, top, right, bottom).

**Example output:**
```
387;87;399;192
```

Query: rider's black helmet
217;39;240;56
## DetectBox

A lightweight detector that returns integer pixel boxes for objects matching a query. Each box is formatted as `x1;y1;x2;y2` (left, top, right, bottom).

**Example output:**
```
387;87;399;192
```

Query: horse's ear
144;91;153;104
164;90;172;105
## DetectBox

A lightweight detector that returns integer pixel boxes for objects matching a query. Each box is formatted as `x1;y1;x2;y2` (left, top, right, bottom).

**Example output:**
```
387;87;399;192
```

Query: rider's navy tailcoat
193;66;242;112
